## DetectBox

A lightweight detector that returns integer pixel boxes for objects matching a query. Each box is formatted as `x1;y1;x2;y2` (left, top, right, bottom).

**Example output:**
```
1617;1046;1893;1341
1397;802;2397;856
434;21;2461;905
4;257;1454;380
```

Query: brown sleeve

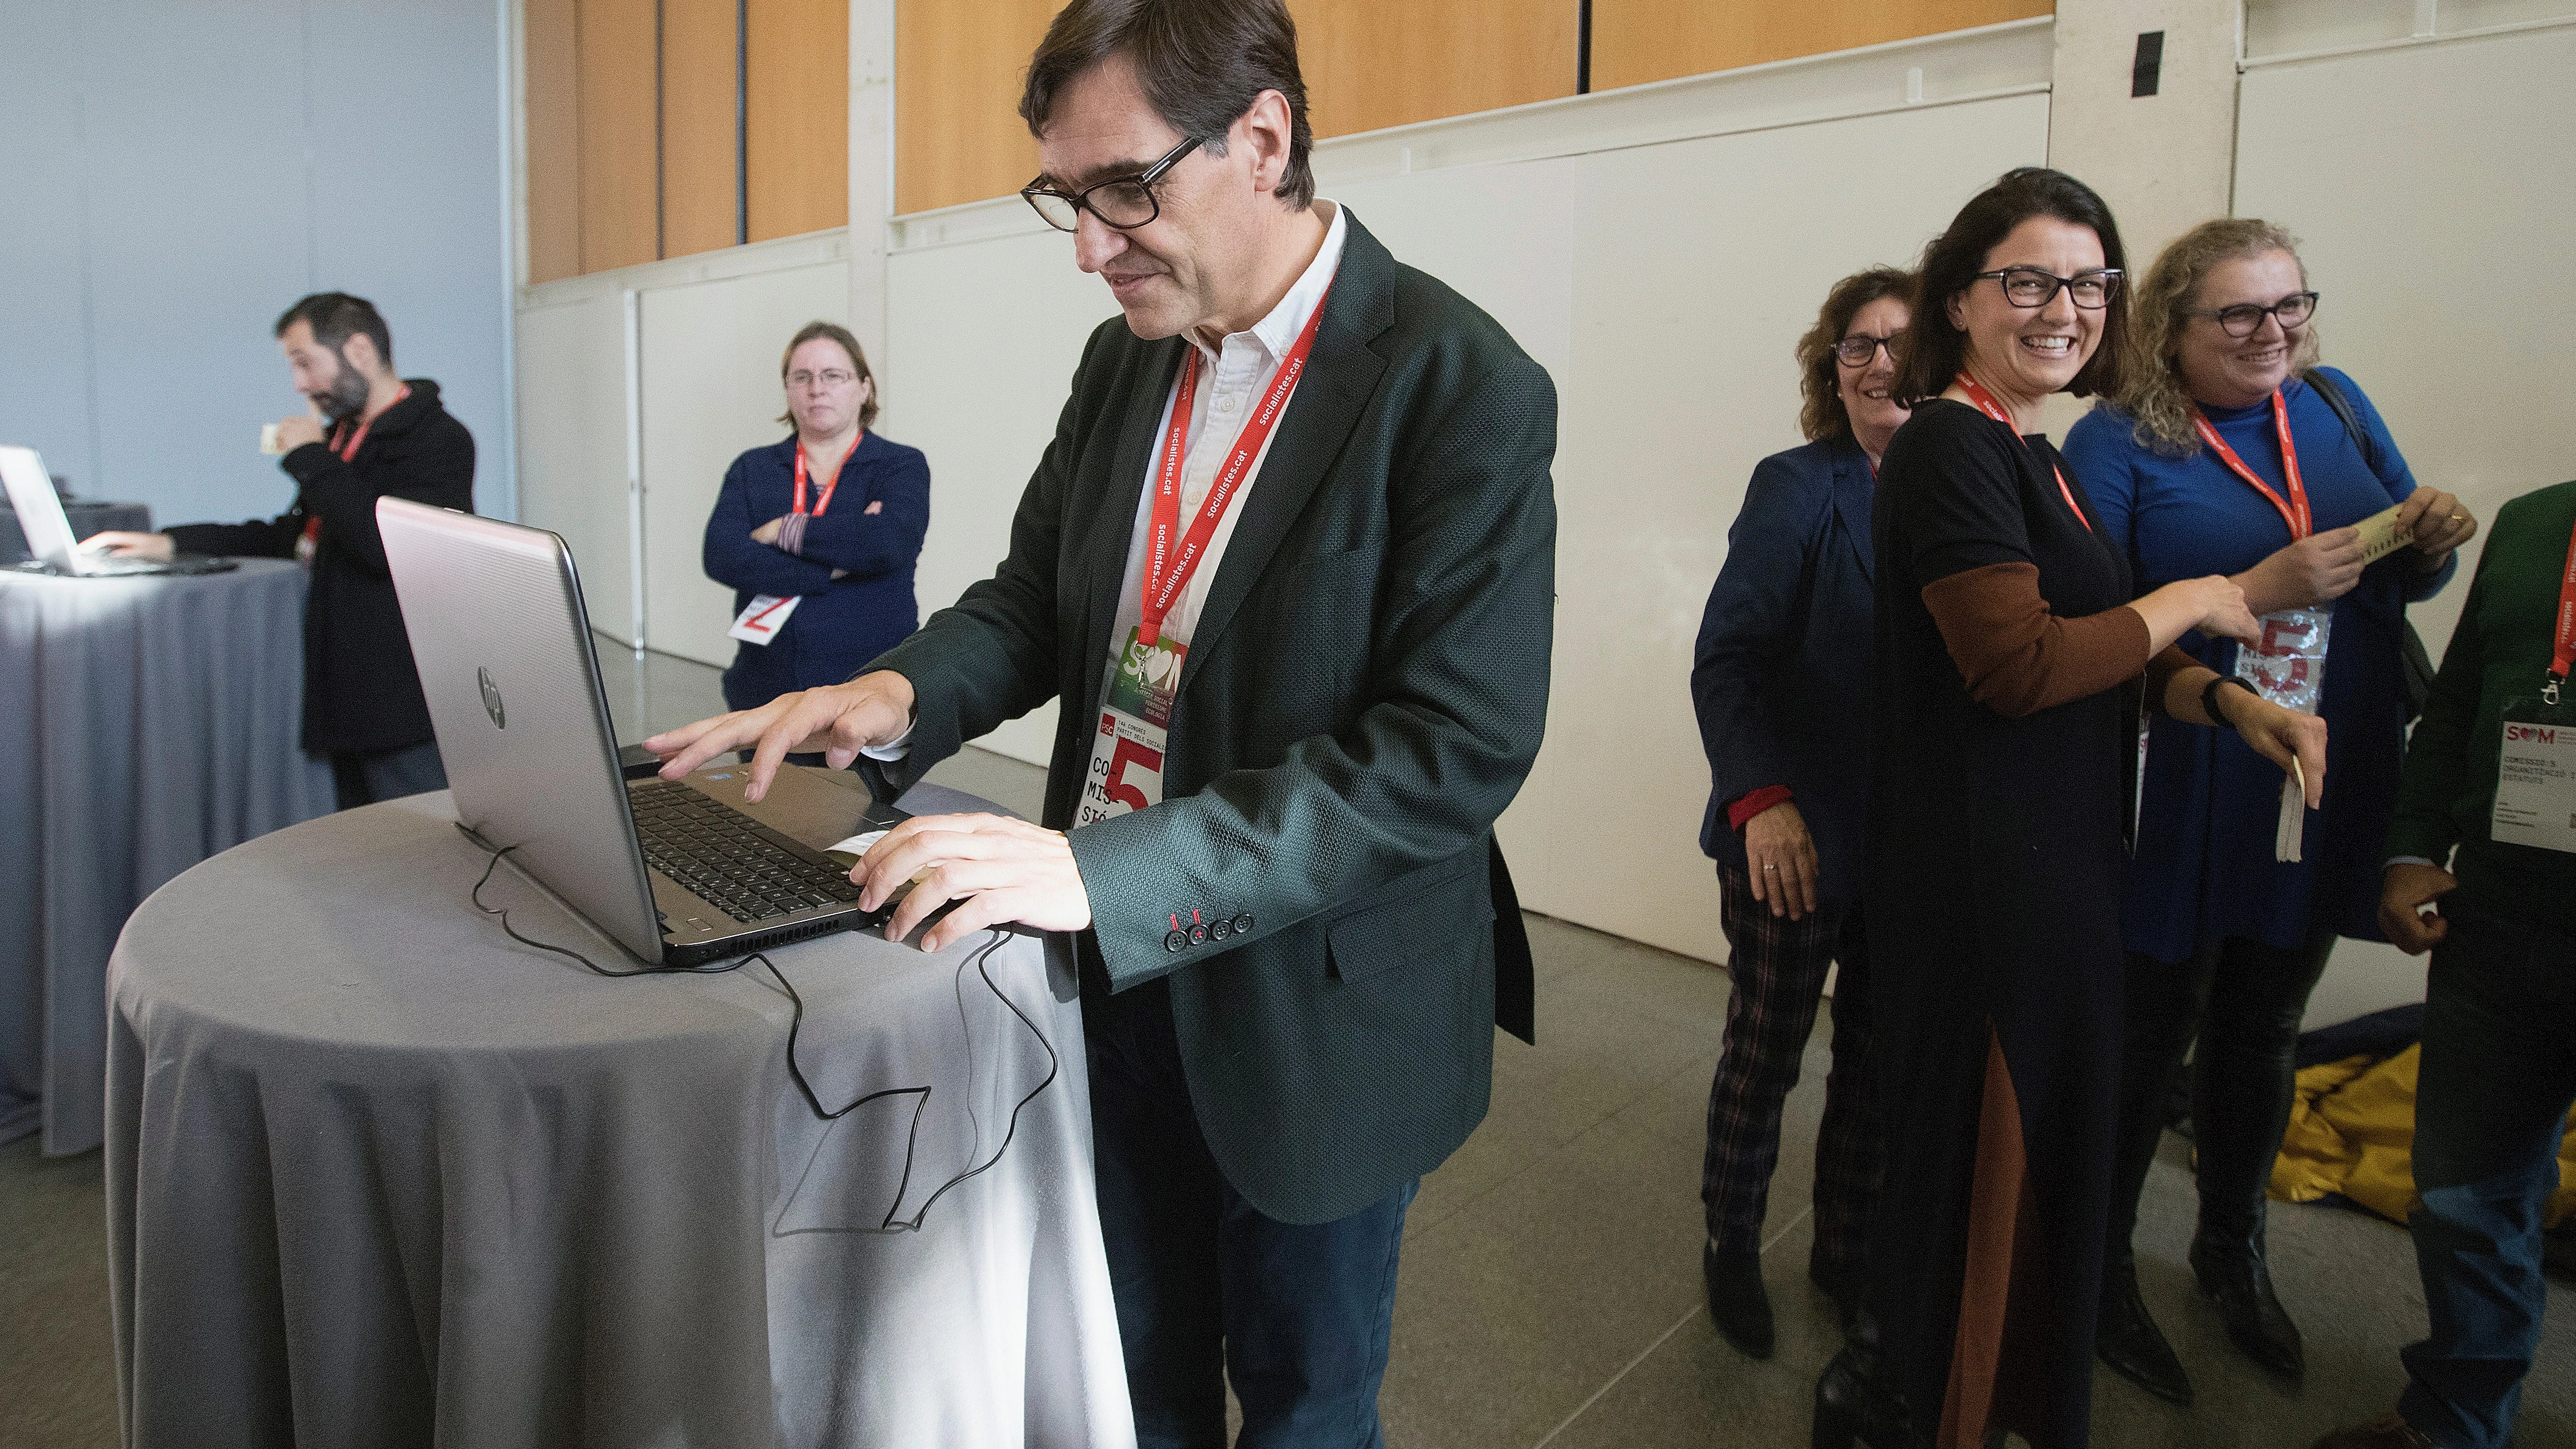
1919;562;2152;718
2142;646;2210;720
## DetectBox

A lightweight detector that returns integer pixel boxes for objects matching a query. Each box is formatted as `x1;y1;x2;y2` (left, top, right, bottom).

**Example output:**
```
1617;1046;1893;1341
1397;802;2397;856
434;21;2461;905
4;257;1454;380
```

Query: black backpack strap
2300;366;2382;476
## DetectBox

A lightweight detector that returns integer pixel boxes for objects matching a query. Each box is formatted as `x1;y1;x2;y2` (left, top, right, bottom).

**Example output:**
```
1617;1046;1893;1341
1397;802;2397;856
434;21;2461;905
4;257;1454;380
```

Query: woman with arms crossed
703;322;931;713
1813;170;2326;1449
1690;265;1913;1359
2065;219;2472;1405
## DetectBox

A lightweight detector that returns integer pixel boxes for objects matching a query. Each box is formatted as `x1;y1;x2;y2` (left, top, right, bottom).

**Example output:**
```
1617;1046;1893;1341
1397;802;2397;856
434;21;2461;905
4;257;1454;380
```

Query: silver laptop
377;496;902;968
1;444;234;576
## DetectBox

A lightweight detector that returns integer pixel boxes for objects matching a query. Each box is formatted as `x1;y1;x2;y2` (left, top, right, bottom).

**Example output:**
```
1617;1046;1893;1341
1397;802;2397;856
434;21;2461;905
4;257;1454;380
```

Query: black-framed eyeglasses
1833;332;1905;367
1021;135;1205;232
1972;265;2123;310
2184;290;2319;338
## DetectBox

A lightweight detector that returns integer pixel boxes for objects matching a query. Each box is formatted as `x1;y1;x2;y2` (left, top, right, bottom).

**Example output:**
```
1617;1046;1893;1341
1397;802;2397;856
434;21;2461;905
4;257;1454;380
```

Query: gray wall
0;0;513;529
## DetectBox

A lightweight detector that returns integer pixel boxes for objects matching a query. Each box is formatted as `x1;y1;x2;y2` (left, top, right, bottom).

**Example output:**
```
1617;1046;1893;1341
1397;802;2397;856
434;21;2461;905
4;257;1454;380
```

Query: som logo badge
477;666;507;729
2509;724;2555;745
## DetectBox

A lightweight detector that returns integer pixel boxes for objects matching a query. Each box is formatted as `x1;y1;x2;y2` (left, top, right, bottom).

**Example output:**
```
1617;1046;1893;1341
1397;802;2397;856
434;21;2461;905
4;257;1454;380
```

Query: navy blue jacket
702;430;930;710
1691;433;1877;905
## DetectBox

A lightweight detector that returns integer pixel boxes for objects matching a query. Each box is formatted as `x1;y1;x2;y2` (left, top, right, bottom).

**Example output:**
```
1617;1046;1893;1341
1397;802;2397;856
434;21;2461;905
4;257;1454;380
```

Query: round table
0;558;333;1155
104;781;1134;1449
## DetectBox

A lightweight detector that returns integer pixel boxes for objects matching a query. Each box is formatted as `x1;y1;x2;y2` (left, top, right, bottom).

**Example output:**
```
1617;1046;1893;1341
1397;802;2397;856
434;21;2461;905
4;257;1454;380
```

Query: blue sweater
701;430;931;711
2062;368;2454;962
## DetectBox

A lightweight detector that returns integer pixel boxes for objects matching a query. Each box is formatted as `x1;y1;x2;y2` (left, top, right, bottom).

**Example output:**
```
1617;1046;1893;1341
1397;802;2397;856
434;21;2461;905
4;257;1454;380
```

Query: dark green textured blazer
864;211;1557;1224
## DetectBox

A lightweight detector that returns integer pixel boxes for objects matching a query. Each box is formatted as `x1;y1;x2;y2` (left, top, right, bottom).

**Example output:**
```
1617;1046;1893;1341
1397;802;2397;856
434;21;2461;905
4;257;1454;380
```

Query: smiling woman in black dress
1813;169;2330;1449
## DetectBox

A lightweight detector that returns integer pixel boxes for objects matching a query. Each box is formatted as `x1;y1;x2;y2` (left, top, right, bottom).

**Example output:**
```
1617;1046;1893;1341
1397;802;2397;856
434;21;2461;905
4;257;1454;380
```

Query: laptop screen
0;446;82;572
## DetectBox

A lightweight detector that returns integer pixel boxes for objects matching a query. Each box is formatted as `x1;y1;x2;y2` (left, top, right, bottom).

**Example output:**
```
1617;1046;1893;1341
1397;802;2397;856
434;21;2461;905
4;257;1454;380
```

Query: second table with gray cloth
0;557;334;1154
107;776;1135;1448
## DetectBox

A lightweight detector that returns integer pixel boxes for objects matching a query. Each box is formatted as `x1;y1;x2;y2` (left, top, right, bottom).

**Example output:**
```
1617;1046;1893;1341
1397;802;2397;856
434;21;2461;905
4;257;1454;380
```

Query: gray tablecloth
0;557;334;1154
105;781;1135;1448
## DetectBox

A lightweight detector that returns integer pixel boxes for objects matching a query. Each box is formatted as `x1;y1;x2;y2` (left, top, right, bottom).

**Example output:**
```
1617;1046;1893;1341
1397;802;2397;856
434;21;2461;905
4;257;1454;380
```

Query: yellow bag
2271;1047;2576;1226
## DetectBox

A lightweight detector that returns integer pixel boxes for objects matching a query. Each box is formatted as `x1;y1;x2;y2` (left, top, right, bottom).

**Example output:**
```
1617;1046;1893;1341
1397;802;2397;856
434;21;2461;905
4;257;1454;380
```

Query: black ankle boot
1813;1338;1922;1449
1704;1241;1775;1360
1810;1256;1864;1338
2190;1227;2304;1381
2095;1257;2193;1405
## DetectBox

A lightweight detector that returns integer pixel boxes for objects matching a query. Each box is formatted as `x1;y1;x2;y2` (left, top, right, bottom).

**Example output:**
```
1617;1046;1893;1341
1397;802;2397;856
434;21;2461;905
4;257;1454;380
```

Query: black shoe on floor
2191;1231;2305;1382
2096;1261;2194;1406
1813;1340;1923;1449
1704;1240;1775;1360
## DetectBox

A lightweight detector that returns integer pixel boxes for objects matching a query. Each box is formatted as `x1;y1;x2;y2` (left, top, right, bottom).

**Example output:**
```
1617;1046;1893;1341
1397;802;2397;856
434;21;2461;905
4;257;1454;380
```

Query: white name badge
2493;708;2576;855
728;593;800;645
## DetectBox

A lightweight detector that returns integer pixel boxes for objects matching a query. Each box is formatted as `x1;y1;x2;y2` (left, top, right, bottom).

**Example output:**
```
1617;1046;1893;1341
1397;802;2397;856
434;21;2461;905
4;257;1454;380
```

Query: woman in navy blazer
1689;265;1913;1359
703;321;931;713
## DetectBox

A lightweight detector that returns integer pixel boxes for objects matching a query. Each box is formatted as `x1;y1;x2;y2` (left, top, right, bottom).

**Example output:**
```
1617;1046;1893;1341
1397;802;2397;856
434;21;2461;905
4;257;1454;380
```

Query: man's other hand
81;531;174;561
857;813;1093;952
2378;861;2458;955
274;414;326;453
642;670;916;802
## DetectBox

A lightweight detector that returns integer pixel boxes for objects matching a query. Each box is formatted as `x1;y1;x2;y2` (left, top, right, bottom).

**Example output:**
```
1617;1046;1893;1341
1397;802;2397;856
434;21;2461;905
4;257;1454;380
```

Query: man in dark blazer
88;292;474;808
648;1;1554;1440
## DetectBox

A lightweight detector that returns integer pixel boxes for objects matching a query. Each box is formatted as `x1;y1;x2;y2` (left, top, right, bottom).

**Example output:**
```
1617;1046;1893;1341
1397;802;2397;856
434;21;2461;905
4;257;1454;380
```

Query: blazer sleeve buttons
1165;929;1189;953
1231;913;1254;935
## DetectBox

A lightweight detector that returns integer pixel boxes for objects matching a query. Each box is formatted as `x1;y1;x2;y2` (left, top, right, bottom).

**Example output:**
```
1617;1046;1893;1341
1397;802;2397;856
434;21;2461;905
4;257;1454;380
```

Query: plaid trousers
1700;861;1884;1271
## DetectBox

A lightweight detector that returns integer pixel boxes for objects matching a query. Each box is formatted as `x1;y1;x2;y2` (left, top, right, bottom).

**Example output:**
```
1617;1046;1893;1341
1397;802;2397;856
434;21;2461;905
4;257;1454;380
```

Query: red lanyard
1953;374;2091;532
2552;517;2576;693
792;438;850;518
328;384;410;463
2193;392;2311;540
1138;285;1332;648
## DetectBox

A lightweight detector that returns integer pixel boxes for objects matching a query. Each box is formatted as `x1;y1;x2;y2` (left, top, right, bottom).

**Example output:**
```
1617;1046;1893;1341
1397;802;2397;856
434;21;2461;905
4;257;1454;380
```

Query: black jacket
866;213;1557;1223
168;378;475;753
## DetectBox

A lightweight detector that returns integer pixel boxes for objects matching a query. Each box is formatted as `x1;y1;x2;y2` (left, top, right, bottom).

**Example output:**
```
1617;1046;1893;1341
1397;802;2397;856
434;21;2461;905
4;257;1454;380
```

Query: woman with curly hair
1689;264;1912;1359
2061;219;2475;1405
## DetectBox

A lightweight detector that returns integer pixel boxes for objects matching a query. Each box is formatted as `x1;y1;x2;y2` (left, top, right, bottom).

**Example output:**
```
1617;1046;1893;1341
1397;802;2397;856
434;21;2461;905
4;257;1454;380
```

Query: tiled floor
5;641;2569;1446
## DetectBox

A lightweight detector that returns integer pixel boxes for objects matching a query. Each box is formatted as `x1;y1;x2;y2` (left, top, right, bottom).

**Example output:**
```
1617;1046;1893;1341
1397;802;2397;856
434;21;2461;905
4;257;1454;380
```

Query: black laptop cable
458;822;1061;1232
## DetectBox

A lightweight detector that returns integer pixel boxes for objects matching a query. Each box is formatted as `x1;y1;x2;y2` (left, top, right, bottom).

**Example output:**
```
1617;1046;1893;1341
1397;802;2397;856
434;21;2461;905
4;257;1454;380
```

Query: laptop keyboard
628;780;867;924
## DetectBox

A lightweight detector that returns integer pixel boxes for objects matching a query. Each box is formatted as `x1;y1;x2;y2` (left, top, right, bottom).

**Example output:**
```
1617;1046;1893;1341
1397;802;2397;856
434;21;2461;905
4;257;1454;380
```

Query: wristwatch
2202;673;2254;728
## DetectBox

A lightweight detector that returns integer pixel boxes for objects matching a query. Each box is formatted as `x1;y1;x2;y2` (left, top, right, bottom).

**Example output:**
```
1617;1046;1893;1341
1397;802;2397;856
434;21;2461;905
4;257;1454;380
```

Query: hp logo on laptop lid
478;666;506;729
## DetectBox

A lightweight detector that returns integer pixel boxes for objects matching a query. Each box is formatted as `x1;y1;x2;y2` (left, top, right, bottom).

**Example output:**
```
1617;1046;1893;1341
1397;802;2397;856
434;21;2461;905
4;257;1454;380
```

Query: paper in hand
2353;504;2414;565
2276;758;2307;864
258;423;285;456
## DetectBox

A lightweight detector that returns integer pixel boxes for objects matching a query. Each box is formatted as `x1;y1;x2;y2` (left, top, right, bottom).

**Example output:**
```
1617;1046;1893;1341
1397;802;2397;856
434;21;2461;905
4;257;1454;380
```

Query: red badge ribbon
2192;390;2311;540
1138;286;1333;648
1953;373;2091;533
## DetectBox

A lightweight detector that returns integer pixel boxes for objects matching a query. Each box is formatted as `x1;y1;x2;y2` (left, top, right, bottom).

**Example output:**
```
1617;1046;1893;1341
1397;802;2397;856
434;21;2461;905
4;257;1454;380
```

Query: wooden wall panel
894;0;1055;216
745;0;850;241
1289;0;1577;138
525;0;581;284
576;0;661;273
1591;0;2053;93
662;0;740;257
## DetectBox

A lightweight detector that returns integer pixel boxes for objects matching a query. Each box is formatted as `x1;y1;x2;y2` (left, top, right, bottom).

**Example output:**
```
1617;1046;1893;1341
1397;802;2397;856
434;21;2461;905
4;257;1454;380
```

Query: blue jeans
1085;976;1415;1449
2398;895;2576;1449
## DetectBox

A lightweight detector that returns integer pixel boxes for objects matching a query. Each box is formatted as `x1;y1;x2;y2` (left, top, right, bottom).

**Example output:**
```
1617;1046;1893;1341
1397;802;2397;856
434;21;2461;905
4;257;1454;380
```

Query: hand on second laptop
82;530;175;561
858;813;1093;952
644;670;916;800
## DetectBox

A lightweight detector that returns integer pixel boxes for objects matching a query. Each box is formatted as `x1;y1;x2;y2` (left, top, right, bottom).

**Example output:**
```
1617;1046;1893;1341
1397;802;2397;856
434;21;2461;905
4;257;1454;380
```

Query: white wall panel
2236;23;2576;1025
883;234;1111;766
516;293;635;643
637;263;854;670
